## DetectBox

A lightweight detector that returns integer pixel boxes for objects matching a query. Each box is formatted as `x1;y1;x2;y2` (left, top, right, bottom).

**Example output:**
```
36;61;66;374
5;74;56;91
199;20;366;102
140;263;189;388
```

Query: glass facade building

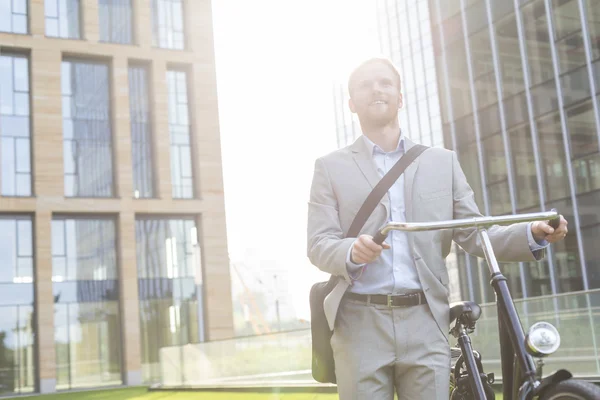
378;0;444;148
0;0;231;395
367;0;600;304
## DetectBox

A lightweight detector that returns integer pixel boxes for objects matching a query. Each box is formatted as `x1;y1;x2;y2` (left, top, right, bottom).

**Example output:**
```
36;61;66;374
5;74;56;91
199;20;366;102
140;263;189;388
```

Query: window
553;0;587;74
582;223;600;289
522;0;555;87
494;14;526;98
167;70;194;198
62;60;114;197
129;65;155;198
52;217;122;389
0;54;32;197
99;0;133;44
510;125;541;209
585;0;600;59
537;112;571;201
0;0;28;33
445;39;473;120
569;96;600;194
136;217;202;383
45;0;81;39
152;0;185;49
483;134;511;215
0;216;35;395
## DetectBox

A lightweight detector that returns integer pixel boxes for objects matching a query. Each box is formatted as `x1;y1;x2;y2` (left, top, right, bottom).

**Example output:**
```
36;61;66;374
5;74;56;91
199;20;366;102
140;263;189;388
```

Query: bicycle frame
373;210;561;400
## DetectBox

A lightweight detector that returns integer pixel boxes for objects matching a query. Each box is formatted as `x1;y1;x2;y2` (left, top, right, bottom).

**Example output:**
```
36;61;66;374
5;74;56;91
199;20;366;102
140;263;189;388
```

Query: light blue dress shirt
346;135;547;295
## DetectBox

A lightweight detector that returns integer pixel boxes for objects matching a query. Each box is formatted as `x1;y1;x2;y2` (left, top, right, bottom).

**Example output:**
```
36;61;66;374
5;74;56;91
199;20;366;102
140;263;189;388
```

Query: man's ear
398;93;403;109
348;98;356;113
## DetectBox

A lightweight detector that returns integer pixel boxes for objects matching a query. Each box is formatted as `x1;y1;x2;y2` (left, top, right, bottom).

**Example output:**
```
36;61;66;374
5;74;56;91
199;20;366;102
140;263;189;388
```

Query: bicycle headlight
525;321;561;357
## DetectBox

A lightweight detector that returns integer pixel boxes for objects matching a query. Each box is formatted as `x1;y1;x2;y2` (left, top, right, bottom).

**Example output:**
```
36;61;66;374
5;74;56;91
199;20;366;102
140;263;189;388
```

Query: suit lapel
351;137;379;188
402;137;421;224
350;137;390;215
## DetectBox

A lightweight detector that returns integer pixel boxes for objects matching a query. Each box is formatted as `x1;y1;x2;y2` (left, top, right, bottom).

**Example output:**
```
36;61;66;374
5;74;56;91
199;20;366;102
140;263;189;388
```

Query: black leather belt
344;291;427;307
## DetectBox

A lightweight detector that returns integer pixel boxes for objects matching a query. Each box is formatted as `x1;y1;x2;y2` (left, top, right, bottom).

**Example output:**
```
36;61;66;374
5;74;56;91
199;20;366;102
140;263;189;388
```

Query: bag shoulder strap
346;144;428;238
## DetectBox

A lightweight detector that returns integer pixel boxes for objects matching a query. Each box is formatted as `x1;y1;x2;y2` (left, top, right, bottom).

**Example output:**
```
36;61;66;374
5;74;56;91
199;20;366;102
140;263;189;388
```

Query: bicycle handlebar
372;209;561;245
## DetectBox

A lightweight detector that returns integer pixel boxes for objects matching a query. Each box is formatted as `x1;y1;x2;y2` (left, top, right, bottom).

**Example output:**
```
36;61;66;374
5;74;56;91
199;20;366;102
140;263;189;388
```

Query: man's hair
347;57;402;97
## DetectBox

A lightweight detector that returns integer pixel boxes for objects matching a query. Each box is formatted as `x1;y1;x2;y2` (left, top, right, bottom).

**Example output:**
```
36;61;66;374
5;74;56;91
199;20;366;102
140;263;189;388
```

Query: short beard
357;110;398;130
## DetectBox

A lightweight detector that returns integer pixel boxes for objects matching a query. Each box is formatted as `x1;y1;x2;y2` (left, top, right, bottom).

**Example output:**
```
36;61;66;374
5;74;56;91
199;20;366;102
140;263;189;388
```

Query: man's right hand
350;234;391;264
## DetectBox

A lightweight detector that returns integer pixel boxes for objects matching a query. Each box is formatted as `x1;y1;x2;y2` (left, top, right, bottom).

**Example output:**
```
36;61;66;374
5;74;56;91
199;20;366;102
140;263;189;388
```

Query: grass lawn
18;387;341;400
17;386;505;399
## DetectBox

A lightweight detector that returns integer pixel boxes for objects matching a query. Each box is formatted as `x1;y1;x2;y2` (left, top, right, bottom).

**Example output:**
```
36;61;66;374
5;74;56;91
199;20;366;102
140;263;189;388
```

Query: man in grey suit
307;57;568;399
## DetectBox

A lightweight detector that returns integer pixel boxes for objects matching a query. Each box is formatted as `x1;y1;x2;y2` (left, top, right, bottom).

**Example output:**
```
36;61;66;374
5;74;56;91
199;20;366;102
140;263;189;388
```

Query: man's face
348;62;402;127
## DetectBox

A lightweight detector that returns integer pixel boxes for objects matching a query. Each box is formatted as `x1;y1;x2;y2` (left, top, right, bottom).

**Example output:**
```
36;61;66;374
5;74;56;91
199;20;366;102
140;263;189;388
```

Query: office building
338;0;600;304
0;0;232;394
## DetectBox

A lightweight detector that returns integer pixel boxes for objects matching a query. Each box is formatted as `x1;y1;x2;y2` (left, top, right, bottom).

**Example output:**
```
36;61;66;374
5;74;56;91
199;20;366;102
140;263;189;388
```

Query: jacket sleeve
307;157;356;284
450;151;544;262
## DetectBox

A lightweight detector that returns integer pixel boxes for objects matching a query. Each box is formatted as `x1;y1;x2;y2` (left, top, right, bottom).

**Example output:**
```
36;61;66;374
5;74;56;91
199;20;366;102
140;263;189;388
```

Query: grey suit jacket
307;136;543;338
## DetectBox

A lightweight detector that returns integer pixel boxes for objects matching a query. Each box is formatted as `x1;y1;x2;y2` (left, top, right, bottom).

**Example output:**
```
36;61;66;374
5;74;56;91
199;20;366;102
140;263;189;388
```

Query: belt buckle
387;294;393;308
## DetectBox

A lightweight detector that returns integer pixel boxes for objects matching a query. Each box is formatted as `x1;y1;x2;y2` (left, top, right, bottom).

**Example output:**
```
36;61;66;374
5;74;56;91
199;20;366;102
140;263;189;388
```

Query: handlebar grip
372;231;387;246
549;208;560;229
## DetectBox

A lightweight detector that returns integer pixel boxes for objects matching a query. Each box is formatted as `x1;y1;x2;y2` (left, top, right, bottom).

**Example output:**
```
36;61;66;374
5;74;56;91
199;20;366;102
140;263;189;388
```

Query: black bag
309;144;427;384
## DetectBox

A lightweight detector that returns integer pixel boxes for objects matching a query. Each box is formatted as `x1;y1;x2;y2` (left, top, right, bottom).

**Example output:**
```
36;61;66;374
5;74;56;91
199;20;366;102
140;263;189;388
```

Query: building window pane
573;152;600;194
45;0;80;39
445;39;472;120
61;60;114;197
129;65;155;198
552;231;585;292
152;0;185;50
555;30;588;74
570;96;600;195
495;14;526;98
51;217;122;389
560;65;592;108
585;0;600;59
583;223;600;288
530;79;559;116
0;0;28;33
552;0;582;41
510;125;541;209
483;134;508;184
482;133;513;215
136;217;202;384
0;54;32;197
167;70;194;199
522;0;555;87
0;216;35;395
465;0;488;36
537;112;571;201
99;0;133;44
568;97;599;159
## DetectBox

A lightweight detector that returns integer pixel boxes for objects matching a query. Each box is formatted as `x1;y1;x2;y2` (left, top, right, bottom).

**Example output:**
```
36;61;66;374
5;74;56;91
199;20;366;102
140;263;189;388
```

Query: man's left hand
531;215;568;244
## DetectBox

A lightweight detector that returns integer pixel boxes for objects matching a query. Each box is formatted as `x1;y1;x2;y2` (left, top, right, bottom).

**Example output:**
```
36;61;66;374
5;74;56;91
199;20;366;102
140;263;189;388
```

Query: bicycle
373;209;600;400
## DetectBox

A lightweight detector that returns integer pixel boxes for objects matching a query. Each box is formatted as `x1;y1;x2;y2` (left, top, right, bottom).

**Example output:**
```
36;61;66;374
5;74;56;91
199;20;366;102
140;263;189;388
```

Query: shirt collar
362;131;405;156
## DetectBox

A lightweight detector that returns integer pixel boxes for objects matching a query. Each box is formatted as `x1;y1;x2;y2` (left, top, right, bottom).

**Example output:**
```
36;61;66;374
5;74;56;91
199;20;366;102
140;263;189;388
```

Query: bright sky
211;0;379;321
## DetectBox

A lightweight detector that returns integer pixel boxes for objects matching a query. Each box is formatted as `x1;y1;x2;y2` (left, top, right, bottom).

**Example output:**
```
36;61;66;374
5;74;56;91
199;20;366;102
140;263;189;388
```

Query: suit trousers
331;297;451;400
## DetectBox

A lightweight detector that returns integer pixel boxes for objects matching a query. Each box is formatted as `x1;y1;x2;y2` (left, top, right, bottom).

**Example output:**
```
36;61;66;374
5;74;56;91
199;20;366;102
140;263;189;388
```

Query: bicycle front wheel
541;379;600;400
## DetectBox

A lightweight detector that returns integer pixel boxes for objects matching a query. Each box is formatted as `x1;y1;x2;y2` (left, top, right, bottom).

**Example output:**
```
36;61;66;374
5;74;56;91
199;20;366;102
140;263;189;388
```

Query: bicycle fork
455;323;488;400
